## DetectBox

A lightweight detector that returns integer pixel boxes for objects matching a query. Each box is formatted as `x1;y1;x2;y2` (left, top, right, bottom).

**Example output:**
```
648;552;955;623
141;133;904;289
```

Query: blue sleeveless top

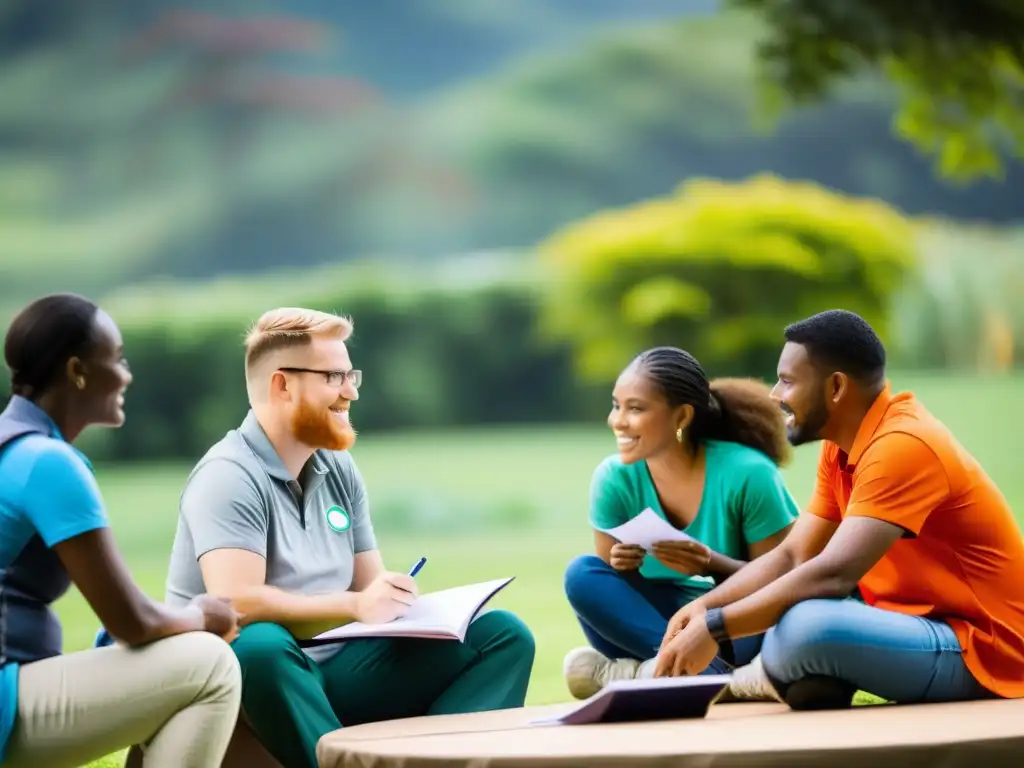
0;396;109;759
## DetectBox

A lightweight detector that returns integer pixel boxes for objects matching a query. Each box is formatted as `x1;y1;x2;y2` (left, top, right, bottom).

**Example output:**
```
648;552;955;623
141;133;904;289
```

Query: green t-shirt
588;439;800;592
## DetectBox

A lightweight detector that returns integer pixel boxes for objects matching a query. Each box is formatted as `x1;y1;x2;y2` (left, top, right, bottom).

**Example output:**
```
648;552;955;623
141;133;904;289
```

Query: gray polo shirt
164;411;377;647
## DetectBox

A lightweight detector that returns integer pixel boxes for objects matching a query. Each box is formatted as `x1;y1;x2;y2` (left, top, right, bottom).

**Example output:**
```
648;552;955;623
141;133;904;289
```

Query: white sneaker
727;654;783;702
562;647;658;700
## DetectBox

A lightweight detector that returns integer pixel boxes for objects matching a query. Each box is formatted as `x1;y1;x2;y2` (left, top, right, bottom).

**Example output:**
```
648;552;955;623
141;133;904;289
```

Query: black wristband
704;607;730;643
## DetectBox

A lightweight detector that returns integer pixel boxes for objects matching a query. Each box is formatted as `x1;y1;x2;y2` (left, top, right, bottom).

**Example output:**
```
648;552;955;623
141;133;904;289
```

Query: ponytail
629;347;791;466
697;378;791;466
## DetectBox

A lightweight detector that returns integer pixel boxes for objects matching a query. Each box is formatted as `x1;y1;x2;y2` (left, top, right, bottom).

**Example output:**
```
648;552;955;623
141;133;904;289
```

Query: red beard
290;398;356;452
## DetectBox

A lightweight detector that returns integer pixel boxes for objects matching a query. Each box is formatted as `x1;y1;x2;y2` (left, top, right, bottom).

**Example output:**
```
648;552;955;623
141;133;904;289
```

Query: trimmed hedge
535;174;919;383
0;260;590;463
1;176;925;463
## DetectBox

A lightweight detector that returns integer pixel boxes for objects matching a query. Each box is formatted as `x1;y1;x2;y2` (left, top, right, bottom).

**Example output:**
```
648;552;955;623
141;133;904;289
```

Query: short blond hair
244;307;352;397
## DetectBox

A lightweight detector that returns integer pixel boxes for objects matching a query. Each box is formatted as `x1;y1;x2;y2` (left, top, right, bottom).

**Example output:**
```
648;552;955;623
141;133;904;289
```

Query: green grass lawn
60;372;1023;767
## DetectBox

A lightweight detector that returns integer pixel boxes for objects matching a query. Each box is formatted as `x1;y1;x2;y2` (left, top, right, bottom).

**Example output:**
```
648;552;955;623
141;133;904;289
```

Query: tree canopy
734;0;1024;180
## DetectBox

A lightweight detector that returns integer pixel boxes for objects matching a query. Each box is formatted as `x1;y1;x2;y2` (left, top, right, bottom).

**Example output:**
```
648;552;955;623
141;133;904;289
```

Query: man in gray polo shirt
164;307;536;768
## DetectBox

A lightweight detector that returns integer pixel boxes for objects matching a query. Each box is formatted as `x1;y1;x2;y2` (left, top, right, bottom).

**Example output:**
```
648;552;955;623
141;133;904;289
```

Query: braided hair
631;346;791;466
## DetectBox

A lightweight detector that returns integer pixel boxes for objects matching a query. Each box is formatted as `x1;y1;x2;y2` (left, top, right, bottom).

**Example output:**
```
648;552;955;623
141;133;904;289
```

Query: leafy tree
732;0;1024;180
420;11;1024;258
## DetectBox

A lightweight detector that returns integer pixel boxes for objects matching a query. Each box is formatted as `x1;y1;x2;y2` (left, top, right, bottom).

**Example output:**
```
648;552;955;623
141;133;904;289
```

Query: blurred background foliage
1;0;1023;464
731;0;1024;181
4;5;1024;750
536;174;918;383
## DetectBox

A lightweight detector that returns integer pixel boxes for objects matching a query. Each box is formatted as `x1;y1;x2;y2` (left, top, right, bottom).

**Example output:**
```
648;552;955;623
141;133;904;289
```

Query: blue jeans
563;554;763;672
761;598;996;704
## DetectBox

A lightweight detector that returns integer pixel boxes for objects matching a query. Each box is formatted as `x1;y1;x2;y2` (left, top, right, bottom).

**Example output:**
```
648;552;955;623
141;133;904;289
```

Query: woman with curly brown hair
562;346;799;699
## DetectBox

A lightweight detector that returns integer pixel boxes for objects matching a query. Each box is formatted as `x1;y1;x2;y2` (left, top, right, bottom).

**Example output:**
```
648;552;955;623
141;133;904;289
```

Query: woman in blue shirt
0;294;243;768
563;346;799;699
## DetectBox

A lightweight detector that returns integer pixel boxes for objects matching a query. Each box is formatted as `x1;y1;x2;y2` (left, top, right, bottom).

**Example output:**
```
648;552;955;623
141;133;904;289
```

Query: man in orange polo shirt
654;309;1024;708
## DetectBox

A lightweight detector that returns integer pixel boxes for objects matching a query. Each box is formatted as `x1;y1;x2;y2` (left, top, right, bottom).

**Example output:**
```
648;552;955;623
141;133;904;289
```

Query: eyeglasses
278;367;362;389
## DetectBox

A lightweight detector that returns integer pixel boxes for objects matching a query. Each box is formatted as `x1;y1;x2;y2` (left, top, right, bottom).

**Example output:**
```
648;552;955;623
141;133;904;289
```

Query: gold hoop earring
676;427;683;443
76;376;86;390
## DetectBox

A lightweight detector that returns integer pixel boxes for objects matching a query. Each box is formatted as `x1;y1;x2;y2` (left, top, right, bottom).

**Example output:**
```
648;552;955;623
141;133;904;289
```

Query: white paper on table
597;507;695;551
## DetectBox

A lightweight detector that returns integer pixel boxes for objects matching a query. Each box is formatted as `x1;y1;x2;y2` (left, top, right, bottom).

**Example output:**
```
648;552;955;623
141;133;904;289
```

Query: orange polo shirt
807;384;1024;698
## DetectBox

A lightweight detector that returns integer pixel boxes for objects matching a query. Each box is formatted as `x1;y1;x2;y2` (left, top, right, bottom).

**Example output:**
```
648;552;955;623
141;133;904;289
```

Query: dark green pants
231;609;536;768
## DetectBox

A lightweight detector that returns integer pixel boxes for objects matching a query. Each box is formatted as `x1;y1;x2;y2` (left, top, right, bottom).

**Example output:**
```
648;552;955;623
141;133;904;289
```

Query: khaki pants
126;715;285;768
3;631;242;768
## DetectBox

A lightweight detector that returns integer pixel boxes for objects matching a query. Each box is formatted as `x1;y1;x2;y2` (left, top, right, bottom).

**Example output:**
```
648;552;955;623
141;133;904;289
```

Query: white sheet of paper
598;507;694;551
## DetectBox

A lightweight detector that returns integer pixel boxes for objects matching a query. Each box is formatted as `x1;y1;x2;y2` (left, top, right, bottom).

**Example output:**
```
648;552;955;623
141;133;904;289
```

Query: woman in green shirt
563;346;799;699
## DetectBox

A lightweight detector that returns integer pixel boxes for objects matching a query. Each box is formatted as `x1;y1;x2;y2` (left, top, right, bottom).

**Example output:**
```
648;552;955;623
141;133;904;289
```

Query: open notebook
300;576;515;645
529;674;733;726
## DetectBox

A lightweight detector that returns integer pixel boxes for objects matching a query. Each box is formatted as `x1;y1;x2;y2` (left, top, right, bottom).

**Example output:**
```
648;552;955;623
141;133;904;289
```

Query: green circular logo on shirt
325;506;351;533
